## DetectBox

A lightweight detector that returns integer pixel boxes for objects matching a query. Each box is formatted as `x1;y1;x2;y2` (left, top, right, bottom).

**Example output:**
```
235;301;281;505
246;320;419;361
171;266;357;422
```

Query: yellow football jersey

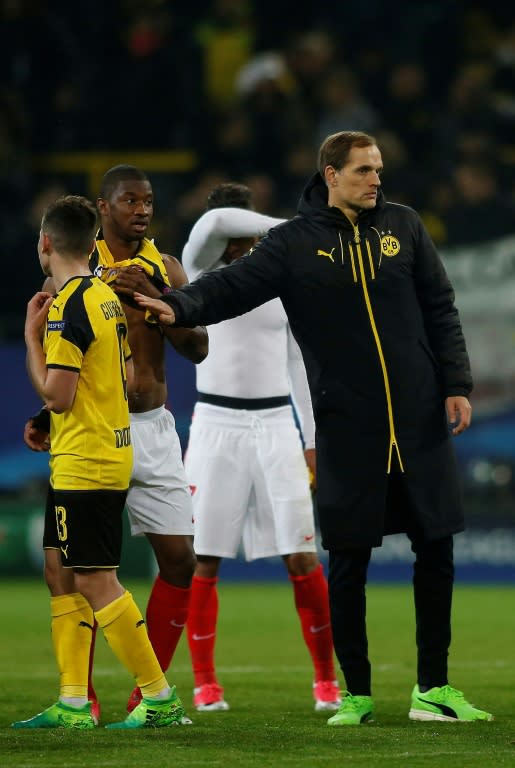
44;275;133;491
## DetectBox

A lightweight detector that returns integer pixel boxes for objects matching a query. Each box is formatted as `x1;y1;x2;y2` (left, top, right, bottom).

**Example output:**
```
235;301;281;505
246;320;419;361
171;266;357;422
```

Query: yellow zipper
347;241;357;282
352;229;404;474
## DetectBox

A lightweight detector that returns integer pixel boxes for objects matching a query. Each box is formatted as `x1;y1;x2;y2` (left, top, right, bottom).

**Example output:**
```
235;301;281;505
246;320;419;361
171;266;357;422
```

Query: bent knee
157;545;196;586
284;551;319;577
44;550;74;595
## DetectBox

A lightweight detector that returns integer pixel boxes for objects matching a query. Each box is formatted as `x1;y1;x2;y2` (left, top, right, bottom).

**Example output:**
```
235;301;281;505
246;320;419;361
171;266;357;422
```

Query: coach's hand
133;293;176;325
446;395;472;435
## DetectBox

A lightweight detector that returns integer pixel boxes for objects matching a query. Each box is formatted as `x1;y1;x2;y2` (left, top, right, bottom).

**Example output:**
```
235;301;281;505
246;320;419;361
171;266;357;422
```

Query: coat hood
297;172;386;228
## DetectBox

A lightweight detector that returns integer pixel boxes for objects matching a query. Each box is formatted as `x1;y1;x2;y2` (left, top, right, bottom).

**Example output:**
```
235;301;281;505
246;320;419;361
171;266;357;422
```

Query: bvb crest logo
380;233;400;257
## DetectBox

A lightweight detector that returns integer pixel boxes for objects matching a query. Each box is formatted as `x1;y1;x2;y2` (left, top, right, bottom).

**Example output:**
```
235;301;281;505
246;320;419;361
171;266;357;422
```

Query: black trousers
328;535;454;695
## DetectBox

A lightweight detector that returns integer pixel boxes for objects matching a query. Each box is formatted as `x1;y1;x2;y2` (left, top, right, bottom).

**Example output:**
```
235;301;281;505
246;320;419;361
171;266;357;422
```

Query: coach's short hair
317;131;377;175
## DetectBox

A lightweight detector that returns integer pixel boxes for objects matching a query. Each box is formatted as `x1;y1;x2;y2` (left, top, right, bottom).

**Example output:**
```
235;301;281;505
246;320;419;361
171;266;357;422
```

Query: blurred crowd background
2;0;515;337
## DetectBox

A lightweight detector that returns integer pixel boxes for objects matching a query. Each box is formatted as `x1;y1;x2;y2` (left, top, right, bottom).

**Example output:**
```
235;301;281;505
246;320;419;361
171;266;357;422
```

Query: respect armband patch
47;320;66;331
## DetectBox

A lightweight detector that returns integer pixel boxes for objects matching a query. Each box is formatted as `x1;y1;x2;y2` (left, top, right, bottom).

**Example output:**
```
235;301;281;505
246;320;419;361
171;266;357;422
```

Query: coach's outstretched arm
134;230;287;327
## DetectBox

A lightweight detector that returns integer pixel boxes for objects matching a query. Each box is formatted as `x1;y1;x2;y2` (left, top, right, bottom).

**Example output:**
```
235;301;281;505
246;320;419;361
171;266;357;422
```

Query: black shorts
43;485;128;568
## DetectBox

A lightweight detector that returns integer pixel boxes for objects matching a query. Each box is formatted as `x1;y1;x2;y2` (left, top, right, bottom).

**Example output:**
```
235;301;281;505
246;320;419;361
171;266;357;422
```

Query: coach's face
325;144;383;221
98;179;154;243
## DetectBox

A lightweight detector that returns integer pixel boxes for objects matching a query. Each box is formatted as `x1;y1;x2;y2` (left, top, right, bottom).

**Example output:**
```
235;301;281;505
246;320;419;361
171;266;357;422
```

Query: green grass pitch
1;579;514;767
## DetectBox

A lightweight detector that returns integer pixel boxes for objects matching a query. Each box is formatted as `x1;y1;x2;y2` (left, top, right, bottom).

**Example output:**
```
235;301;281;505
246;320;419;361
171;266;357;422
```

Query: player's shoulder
89;275;120;298
80;278;124;322
161;252;189;286
57;275;92;307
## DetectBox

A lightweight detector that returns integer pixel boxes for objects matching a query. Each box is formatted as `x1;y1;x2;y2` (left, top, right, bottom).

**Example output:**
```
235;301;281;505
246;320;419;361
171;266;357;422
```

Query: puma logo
79;621;94;631
317;248;335;262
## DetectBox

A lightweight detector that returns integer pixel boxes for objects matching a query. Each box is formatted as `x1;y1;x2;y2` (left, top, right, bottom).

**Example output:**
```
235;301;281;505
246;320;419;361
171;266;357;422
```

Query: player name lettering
114;427;131;448
100;300;124;320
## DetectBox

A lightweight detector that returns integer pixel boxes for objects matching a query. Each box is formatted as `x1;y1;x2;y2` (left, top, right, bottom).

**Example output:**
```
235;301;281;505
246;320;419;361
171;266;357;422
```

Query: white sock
59;696;89;708
147;687;171;701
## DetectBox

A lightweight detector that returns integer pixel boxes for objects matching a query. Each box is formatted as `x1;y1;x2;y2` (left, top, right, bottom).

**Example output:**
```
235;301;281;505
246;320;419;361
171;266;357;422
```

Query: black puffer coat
169;173;472;548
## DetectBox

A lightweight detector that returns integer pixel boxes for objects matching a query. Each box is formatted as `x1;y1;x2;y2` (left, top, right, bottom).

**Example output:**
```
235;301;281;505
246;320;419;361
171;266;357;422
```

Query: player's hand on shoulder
112;266;161;299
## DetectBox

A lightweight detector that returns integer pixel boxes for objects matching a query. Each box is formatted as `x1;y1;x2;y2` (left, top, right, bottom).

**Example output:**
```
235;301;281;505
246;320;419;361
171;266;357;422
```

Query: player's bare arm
125;357;135;394
161;255;208;362
25;292;79;412
23;278;59;442
24;291;54;398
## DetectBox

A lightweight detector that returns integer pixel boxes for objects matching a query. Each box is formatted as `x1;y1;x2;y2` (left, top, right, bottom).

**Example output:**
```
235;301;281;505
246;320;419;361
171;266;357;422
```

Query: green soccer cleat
105;686;186;729
409;684;494;722
327;693;374;725
11;700;95;729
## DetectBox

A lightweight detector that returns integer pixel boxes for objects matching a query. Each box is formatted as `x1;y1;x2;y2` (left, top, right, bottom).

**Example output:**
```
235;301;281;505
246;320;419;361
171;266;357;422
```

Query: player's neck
102;230;143;263
50;253;91;292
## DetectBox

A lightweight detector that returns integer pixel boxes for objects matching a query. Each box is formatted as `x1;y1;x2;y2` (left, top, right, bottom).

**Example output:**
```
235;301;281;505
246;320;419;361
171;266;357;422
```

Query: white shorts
184;402;316;560
126;406;194;537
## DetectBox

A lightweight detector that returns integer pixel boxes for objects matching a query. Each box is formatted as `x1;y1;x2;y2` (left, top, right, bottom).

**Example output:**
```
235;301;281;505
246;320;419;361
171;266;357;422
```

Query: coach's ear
324;166;338;187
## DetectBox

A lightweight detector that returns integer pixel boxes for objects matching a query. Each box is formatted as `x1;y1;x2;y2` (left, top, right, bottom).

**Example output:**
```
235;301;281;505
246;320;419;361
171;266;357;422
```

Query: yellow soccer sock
51;593;93;698
94;591;168;698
